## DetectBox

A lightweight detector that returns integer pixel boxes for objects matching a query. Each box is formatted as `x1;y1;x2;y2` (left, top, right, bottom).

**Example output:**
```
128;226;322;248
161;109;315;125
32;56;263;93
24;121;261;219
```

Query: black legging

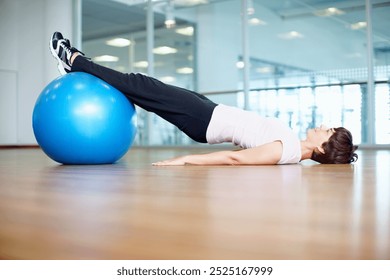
72;56;217;143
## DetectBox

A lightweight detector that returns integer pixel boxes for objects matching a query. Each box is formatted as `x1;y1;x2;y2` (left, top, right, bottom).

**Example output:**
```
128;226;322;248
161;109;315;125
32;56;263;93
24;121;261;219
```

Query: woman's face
306;125;335;146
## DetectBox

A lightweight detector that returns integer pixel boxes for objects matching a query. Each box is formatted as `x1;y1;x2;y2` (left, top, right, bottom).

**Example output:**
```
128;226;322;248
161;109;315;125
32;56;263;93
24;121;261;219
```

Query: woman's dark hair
311;127;358;164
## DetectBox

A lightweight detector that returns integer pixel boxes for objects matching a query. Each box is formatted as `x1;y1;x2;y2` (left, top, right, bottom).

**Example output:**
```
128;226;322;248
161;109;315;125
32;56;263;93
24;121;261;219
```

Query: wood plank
0;148;389;259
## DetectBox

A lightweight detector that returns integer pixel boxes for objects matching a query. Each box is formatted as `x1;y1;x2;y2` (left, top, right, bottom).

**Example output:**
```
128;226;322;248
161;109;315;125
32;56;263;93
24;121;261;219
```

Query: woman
50;32;358;166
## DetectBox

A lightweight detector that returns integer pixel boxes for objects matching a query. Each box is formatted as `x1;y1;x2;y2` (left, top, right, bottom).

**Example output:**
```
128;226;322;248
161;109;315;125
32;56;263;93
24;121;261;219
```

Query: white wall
0;0;74;145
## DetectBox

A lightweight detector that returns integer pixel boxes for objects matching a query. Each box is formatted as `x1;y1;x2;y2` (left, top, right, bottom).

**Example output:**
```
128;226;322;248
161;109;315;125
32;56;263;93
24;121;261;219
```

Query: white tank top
206;104;301;164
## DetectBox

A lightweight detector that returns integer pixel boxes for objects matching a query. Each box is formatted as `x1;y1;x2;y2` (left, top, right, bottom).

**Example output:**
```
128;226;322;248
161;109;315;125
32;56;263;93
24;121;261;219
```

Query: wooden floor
0;147;389;260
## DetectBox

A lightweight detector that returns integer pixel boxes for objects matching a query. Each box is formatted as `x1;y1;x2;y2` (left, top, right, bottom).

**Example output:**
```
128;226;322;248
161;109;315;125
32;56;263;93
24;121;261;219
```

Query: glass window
82;0;197;145
246;0;373;144
372;1;390;144
81;0;389;146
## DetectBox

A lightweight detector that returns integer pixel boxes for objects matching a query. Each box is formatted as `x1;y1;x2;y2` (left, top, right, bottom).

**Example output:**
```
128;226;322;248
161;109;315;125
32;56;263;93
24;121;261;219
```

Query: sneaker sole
49;35;67;75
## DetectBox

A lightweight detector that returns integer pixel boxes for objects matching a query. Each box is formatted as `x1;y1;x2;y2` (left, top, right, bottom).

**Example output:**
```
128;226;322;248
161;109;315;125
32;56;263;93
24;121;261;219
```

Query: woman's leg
71;56;217;143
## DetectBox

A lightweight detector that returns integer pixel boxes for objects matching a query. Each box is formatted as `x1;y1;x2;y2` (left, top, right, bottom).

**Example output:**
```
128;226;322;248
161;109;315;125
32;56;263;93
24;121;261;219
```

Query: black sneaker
49;32;83;75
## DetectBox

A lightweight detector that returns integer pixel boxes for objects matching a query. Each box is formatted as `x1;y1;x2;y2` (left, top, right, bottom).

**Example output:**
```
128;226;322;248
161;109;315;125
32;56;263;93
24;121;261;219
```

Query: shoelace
59;39;85;57
58;39;73;57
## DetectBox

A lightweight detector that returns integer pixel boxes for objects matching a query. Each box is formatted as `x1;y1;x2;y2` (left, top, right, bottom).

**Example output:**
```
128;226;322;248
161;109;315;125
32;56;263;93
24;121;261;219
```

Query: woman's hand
152;155;188;166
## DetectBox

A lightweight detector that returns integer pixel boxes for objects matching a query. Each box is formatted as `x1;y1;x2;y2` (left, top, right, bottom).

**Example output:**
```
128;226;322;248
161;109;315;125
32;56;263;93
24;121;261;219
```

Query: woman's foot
49;32;83;75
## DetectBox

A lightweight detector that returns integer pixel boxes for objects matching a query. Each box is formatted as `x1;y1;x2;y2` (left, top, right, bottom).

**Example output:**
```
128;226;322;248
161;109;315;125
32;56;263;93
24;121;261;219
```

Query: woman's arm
152;141;283;166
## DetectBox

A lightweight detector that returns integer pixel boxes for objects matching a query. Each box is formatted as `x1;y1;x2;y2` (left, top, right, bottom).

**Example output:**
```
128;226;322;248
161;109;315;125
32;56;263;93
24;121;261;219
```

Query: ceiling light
153;46;178;55
314;7;345;17
174;0;208;6
92;55;119;62
350;21;367;30
256;67;273;74
115;66;127;72
249;18;266;26
278;31;304;40
176;67;193;74
175;26;194;36
134;61;149;68
165;1;176;29
247;0;255;15
106;38;131;47
112;0;208;7
165;18;176;29
160;76;176;83
236;61;245;69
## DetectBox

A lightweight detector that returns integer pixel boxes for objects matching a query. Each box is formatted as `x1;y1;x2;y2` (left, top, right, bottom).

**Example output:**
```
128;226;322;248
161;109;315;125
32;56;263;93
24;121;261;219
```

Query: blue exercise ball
32;72;137;164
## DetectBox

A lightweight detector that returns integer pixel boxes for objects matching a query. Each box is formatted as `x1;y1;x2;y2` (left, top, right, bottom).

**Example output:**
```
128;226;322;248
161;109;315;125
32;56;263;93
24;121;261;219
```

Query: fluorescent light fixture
256;67;273;74
165;19;176;29
175;26;194;36
247;0;255;15
112;0;208;6
236;61;245;69
106;38;131;47
176;67;193;74
249;18;267;26
115;66;127;72
278;31;304;40
93;55;119;62
153;46;178;55
160;76;176;83
174;0;208;6
350;21;367;30
111;0;167;6
314;7;345;17
134;61;149;68
165;0;176;28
